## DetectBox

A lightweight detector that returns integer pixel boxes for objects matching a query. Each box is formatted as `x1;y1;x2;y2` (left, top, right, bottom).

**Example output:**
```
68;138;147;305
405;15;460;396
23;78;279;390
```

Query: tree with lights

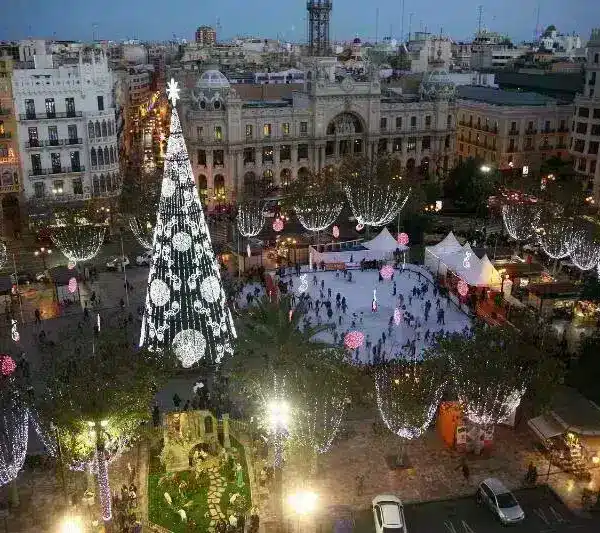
375;353;447;466
501;203;540;243
140;79;236;367
536;210;574;263
569;220;600;271
40;320;176;527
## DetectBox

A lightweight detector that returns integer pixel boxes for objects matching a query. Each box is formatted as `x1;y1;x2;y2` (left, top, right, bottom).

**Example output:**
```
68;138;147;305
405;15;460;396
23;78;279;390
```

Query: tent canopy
364;227;403;253
425;231;462;257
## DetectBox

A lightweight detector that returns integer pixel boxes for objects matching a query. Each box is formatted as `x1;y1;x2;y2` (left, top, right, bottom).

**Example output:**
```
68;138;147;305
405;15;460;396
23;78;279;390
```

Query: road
348;486;599;533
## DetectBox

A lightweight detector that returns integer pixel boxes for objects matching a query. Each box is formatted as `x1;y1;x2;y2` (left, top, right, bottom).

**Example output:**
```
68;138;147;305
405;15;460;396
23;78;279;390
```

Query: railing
557;127;569;133
19;111;83;120
540;144;553;151
0;183;20;194
525;128;537;135
0;132;11;139
26;138;83;149
28;165;86;177
34;193;90;203
91;163;119;171
524;146;535;151
542;128;556;134
509;129;520;135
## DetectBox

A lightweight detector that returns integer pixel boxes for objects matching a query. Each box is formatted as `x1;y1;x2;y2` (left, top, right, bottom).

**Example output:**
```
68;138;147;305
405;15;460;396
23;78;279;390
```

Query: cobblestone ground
256;415;600;529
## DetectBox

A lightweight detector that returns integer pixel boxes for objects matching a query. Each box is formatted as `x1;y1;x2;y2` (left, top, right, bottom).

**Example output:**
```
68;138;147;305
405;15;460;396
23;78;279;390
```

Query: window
377;139;387;155
282;122;290;136
595;53;599;64
354;138;363;153
508;139;515;151
25;99;35;118
592;160;597;175
578;158;587;171
98;148;104;166
594;109;600;119
34;182;45;198
410;116;417;129
560;119;566;131
590;72;597;86
576;122;588;134
579;107;590;118
545;120;551;132
263;123;272;138
527;121;534;131
97;95;104;111
31;154;42;174
425;115;431;129
300;121;308;135
262;146;274;163
280;145;291;161
407;137;416;152
197;150;206;166
380;117;387;130
214;126;223;141
447;114;452;128
45;98;55;117
510;121;517;132
65;97;75;116
95;121;101;138
28;127;39;147
445;135;451;149
213;149;224;166
393;138;402;152
70;151;81;171
245;124;253;138
339;139;351;155
68;124;78;142
197;126;204;139
326;141;335;157
422;136;431;150
51;153;61;172
589;141;599;155
396;117;402;130
243;148;255;164
48;126;58;145
52;180;64;194
574;139;585;152
592;124;600;136
72;178;83;195
91;148;97;166
297;144;308;160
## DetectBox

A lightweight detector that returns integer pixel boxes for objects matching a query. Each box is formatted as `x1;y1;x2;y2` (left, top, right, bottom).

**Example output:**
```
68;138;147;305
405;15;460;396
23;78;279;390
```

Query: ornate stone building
179;58;457;207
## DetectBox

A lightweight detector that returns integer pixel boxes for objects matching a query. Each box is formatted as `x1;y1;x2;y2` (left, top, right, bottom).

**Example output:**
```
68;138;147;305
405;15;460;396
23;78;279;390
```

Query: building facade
195;26;217;46
456;86;573;173
179;60;457;207
12;49;120;215
0;56;23;234
570;29;600;199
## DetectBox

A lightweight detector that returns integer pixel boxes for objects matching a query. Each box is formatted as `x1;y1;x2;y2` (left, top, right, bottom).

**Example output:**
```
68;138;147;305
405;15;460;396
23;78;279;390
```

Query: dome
353;37;362;44
419;70;456;101
196;70;231;90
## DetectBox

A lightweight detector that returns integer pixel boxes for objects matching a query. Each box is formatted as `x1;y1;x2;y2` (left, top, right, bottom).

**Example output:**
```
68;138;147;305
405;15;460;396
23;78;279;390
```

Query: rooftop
457;85;561;106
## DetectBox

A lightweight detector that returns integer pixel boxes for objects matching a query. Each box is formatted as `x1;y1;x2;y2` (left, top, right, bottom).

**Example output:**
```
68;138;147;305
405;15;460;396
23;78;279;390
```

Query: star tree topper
166;78;180;106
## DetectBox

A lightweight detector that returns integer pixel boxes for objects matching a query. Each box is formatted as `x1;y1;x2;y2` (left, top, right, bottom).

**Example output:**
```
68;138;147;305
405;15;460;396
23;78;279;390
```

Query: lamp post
269;400;290;533
34;246;52;270
288;490;318;533
59;515;83;533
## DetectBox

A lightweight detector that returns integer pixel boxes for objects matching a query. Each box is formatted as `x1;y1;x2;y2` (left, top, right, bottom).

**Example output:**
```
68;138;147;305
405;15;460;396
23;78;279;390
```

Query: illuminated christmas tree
140;79;236;367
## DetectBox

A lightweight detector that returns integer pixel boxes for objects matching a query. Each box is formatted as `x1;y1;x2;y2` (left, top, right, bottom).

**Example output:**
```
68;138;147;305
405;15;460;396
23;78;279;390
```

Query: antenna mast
477;5;483;35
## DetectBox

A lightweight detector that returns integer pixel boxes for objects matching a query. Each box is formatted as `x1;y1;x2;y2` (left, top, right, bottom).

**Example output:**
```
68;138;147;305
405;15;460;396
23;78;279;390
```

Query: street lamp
480;165;491;173
59;515;83;533
288;490;318;516
34;246;52;270
268;399;289;533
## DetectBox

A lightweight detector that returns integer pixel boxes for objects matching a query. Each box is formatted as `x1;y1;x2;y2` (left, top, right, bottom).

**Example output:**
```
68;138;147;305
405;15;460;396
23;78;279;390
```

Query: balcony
540;144;553;151
508;130;519;136
25;138;83;149
33;192;92;204
524;145;535;152
542;128;556;134
0;183;20;194
91;163;119;171
558;127;569;133
0;132;12;139
525;128;537;135
19;111;83;121
556;143;567;149
28;165;86;177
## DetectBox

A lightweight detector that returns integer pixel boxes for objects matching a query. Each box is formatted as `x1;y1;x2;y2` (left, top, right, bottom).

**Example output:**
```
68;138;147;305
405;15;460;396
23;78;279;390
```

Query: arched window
88;122;95;139
197;174;207;205
101;120;108;137
108;121;113;136
109;146;115;164
93;175;100;195
90;148;97;166
280;168;292;187
104;147;109;165
97;148;104;166
95;121;101;138
100;174;106;193
243;171;256;196
214;174;225;196
420;157;430;175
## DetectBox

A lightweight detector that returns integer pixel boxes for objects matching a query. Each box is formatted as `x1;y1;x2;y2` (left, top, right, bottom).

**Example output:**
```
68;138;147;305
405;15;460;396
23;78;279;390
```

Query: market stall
526;282;581;318
424;231;463;275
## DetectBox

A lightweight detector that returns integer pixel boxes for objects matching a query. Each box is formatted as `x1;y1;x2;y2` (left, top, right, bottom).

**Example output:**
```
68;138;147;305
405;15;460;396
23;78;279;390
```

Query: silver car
476;478;525;525
372;494;408;533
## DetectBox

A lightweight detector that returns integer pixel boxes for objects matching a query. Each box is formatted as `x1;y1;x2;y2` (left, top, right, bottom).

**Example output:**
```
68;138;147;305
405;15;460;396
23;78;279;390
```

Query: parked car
372;494;407;533
136;251;153;266
476;478;525;525
10;271;34;285
35;271;50;283
106;256;130;270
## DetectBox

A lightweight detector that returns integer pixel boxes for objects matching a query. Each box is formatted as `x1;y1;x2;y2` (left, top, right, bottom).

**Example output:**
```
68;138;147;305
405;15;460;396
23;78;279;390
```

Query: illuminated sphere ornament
172;231;192;252
200;276;221;303
344;331;365;350
457;280;469;297
150;279;170;307
237;201;265;237
273;218;284;232
380;265;394;280
393;308;402;326
332;225;340;238
0;242;7;270
68;277;78;294
162;178;176;197
0;354;16;376
397;232;409;246
172;329;207;368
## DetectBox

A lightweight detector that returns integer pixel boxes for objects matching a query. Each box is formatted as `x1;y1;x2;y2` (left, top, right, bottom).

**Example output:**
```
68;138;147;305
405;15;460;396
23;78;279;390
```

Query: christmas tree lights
129;216;154;250
345;183;410;227
51;224;106;263
140;79;236;366
536;218;573;259
570;228;600;271
0;242;6;270
501;203;539;241
0;394;28;486
237;201;265;237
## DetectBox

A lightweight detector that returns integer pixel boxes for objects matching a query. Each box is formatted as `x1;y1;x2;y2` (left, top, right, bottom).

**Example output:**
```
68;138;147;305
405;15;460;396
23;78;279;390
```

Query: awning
527;415;564;441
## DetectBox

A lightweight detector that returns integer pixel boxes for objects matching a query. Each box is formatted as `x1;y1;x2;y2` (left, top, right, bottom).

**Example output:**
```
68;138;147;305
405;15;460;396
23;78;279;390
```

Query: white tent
365;227;403;253
442;242;482;280
424;232;463;274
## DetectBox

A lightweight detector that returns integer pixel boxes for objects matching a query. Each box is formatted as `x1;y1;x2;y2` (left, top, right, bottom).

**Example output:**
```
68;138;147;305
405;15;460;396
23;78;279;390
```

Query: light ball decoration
237;201;265;237
380;265;395;280
0;354;16;376
0;390;29;486
375;359;446;440
172;329;207;368
393;308;402;326
501;203;539;241
51;224;106;263
345;182;410;227
344;331;365;350
294;197;343;232
457;280;469;297
129;216;155;250
68;277;78;294
570;228;600;271
397;232;409;246
536;218;573;259
332;225;340;239
0;242;7;270
273;218;284;233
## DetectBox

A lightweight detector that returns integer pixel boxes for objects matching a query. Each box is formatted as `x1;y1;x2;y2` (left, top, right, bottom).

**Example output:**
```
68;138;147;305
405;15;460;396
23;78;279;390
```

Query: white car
476;478;525;525
106;255;130;270
372;494;407;533
136;250;153;266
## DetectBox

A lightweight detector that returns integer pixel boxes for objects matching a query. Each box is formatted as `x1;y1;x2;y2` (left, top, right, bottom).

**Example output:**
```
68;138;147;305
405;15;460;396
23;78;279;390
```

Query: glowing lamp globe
0;355;16;376
397;232;409;246
68;277;78;294
273;218;284;232
457;280;469;297
332;225;340;238
380;265;394;280
356;223;364;232
393;307;402;326
247;243;251;258
344;331;365;350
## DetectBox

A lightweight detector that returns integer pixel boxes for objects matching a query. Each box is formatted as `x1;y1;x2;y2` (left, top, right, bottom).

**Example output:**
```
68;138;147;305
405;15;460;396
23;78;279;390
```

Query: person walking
34;308;41;325
459;457;470;484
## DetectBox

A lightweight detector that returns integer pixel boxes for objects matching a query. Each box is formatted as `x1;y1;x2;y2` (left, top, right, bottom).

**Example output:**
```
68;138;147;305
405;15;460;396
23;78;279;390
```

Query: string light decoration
344;331;364;350
536;218;574;259
0;389;29;486
570;227;600;271
51;224;106;263
96;447;112;521
0;355;16;376
332;225;340;239
272;218;284;232
457;280;469;297
139;79;237;367
237;200;265;237
501;203;539;241
397;233;409;247
463;251;472;269
0;242;6;270
380;265;394;280
375;358;446;440
345;183;410;227
294;198;343;232
68;277;78;294
129;216;154;250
